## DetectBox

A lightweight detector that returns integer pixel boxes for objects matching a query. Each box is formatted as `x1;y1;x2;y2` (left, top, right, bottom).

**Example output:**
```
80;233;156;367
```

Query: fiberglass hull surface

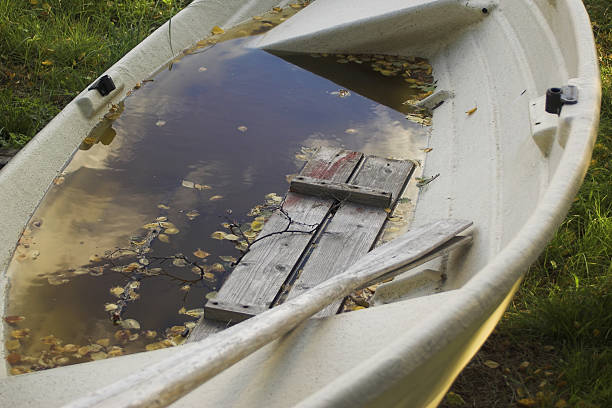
0;0;600;407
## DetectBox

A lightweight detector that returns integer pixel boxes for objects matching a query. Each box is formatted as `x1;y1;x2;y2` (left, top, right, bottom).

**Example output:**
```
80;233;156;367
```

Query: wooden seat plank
286;156;414;317
203;147;362;322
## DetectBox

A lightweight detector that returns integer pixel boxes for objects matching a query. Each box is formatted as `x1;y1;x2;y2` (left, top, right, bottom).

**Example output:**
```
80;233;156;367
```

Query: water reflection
4;17;434;374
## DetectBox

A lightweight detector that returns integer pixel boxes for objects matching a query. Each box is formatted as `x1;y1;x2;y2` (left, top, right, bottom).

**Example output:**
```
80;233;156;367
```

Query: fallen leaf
243;230;257;239
77;346;91;356
172;258;187;267
110;287;125;297
165;227;180;235
108;346;123;357
5;340;20;351
212;263;225;272
224;234;239;241
119;319;140;330
11;329;30;339
250;220;264;231
63;344;78;352
219;255;237;263
4;316;25;325
181;180;195;189
483;360;500;369
185;308;204;318
96;338;110;347
180;285;190;292
198;66;207;72
194;184;211;190
157;234;170;243
211;25;224;35
209;195;224;201
237;125;248;132
6;353;21;365
145;330;157;339
211;231;226;240
466;106;477;115
344;128;358;134
186;210;200;220
205;291;218;300
155;120;167;127
517;398;537;407
157;204;170;210
41;59;53;66
421;147;433;153
193;249;210;259
295;154;308;161
90;351;108;361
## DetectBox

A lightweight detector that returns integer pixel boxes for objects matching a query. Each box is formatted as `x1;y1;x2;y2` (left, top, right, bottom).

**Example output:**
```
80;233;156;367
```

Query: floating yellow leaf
119;319;140;330
178;306;187;314
211;25;224;35
110;287;125;297
237;125;248;132
157;204;170;210
209;195;224;201
104;303;118;312
211;231;226;240
77;346;91;356
289;3;302;9
205;291;218;300
194;183;211;190
90;351;108;361
224;234;239;241
108;346;123;357
252;15;262;20
155;120;166;127
96;338;110;347
145;330;157;339
295;154;308;161
219;256;237;263
185;308;204;318
203;272;216;281
158;234;170;243
11;329;30;339
145;342;166;351
243;230;257;239
164;227;180;235
172;258;187;267
89;254;102;263
193;249;210;259
41;59;53;66
4;316;25;325
250;220;264;231
198;66;207;72
212;263;225;272
466;106;477;115
517;398;537;407
272;7;282;12
186;210;200;220
384;208;392;214
63;344;78;353
180;285;190;292
421;147;433;153
6;340;20;351
344;128;358;134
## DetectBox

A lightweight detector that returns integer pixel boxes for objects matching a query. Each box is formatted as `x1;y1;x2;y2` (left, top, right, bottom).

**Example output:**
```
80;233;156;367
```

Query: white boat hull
0;0;600;406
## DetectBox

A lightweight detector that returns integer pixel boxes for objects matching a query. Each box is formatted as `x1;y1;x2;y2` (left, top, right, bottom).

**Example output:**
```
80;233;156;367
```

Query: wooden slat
289;176;392;208
287;156;414;317
203;147;362;322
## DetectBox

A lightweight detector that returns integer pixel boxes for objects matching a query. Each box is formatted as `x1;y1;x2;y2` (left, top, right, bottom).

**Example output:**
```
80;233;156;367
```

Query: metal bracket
545;85;578;115
88;74;116;96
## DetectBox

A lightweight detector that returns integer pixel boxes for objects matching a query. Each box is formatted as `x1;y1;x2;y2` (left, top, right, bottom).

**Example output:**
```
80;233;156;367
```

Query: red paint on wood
306;151;360;180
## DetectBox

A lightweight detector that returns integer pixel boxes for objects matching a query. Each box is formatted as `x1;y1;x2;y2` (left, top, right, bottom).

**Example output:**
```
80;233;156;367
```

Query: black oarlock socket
88;74;116;96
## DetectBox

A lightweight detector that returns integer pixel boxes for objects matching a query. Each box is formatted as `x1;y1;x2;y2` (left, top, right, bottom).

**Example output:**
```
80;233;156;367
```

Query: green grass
0;0;190;148
0;0;610;406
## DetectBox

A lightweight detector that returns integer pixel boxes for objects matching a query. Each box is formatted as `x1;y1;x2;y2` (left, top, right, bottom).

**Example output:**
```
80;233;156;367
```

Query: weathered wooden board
287;156;414;317
289;176;393;208
204;147;362;322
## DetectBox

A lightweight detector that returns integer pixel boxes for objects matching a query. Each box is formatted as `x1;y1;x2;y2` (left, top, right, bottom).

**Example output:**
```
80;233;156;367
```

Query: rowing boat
0;0;600;406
